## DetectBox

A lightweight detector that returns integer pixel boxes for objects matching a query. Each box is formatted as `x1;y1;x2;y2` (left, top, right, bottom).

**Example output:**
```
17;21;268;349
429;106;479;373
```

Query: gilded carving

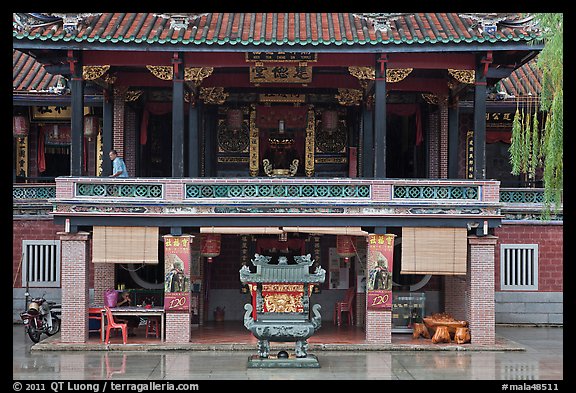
386;68;413;83
259;94;306;103
335;88;363;106
217;119;249;153
348;66;375;81
82;65;110;81
146;65;173;80
184;67;214;86
96;131;103;177
422;93;439;105
125;90;143;102
249;104;259;177
305;106;315;177
199;87;229;104
264;293;302;313
448;69;475;84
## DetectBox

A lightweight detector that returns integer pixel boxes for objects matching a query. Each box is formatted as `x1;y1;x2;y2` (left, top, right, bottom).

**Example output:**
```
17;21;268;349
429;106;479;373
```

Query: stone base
247;354;320;368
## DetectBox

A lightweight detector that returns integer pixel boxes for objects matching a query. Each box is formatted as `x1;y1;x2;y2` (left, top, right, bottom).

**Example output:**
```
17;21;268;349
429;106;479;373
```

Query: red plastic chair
88;307;103;336
334;287;356;326
145;317;160;338
104;306;128;344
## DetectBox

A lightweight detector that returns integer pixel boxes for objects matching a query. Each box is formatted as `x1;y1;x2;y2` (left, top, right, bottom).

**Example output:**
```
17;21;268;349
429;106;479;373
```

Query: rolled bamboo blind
401;227;467;275
92;226;159;264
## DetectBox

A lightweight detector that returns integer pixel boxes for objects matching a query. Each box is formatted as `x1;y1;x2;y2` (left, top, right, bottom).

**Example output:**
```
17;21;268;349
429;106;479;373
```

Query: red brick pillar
113;86;128;157
164;235;193;343
93;263;115;306
59;231;91;343
364;235;394;344
467;235;498;345
439;96;449;178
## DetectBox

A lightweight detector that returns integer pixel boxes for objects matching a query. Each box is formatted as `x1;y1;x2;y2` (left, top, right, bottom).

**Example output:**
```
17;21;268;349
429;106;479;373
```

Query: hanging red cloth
486;130;512;144
387;104;423;146
37;126;46;173
140;103;174;145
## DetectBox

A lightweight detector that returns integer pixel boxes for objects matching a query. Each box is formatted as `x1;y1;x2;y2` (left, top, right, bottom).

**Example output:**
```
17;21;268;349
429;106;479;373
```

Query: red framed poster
367;234;396;310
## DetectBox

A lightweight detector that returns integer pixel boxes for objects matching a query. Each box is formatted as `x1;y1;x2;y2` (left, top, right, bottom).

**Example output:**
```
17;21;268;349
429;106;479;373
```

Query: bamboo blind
92;226;159;264
401;227;467;275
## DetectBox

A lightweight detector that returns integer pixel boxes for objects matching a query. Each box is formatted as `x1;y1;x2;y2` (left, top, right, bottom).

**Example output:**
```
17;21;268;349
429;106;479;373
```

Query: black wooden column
172;52;185;178
374;54;387;178
473;54;488;179
448;94;459;179
68;50;84;176
188;95;200;177
101;88;113;176
362;106;374;178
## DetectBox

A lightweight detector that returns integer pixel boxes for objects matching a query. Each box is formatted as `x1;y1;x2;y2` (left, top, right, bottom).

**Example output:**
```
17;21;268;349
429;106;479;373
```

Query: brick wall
466;236;497;344
165;312;191;343
93;263;115;306
427;108;440;178
439;100;448;178
494;224;563;292
59;232;90;343
444;275;467;320
12;219;74;287
113;87;126;157
124;106;137;176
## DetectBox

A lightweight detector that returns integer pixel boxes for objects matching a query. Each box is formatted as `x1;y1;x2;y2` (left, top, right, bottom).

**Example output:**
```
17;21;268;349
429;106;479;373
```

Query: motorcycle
20;296;61;343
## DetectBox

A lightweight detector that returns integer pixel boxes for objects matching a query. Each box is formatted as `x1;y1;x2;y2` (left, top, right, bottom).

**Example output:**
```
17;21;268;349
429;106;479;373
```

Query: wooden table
100;306;165;342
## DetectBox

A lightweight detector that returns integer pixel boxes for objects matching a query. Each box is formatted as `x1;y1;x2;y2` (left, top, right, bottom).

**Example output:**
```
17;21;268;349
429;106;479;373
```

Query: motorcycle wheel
27;325;41;343
46;317;60;336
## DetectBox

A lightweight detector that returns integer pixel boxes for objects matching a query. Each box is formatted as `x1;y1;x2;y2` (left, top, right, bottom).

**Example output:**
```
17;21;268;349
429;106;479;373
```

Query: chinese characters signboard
164;235;192;312
366;234;396;310
250;65;312;83
466;130;474;179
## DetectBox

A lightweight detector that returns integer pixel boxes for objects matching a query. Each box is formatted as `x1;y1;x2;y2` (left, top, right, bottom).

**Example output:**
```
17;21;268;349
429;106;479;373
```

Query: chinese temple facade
13;13;563;346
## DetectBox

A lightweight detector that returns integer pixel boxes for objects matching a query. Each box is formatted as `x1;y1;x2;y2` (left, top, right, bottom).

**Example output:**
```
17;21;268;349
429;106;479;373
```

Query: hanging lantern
83;114;99;140
336;235;355;263
226;108;243;131
13;115;29;138
201;234;221;263
322;110;338;132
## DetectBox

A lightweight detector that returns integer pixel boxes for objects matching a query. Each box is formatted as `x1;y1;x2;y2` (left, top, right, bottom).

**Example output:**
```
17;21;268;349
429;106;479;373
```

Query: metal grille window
21;240;61;288
500;244;538;290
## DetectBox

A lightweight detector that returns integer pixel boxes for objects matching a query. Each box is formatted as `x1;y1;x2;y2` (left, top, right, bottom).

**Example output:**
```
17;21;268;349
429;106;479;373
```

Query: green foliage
508;13;563;218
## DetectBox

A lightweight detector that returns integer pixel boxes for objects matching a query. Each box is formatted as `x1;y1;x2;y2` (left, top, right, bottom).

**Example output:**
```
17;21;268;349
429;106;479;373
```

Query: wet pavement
12;324;563;381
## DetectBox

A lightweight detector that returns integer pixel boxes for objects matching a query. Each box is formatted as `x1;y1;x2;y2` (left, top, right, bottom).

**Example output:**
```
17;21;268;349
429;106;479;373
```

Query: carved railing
13;183;56;217
13;184;56;200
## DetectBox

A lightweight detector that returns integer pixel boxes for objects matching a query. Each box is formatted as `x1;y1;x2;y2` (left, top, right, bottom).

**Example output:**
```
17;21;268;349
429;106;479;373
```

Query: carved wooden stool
454;327;471;344
432;325;451;344
412;323;430;339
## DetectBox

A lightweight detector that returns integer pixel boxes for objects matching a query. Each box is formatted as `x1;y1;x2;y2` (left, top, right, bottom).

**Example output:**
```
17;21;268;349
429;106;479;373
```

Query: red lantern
322;110;338;131
13;115;29;138
336;235;355;262
83;114;99;140
226;108;243;131
201;234;222;263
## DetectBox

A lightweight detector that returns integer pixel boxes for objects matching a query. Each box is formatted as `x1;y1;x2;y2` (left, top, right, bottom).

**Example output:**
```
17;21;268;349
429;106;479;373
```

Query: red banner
164;235;192;312
367;234;396;310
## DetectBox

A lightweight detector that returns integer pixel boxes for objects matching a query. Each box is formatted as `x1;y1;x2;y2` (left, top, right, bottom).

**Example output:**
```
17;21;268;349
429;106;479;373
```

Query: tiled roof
499;58;541;98
13;49;62;93
13;13;539;48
